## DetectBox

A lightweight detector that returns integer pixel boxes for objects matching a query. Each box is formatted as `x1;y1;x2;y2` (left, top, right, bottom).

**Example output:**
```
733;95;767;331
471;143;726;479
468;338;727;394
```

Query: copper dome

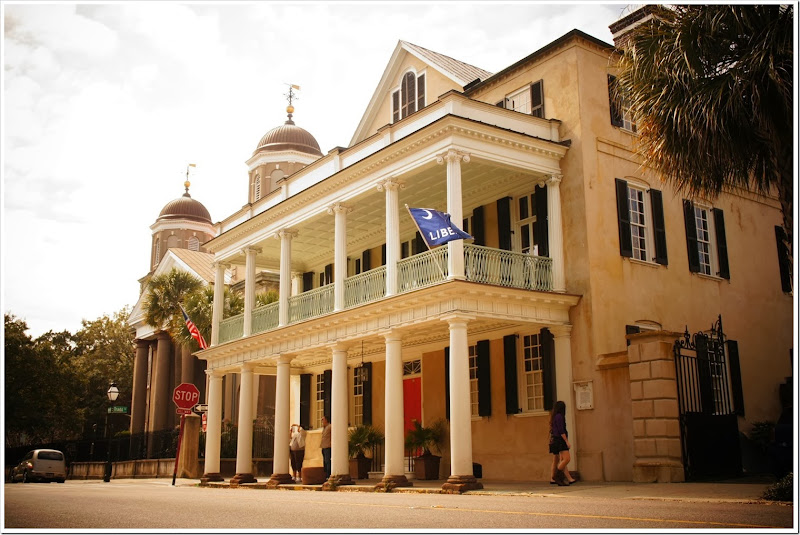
157;192;212;224
254;119;323;157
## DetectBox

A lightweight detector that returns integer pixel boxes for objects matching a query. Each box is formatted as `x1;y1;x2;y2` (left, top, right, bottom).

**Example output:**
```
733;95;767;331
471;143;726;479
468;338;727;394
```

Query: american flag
180;305;208;349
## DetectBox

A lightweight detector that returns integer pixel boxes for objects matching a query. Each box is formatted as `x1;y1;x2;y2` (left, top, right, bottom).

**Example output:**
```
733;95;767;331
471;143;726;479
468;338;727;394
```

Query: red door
403;377;422;453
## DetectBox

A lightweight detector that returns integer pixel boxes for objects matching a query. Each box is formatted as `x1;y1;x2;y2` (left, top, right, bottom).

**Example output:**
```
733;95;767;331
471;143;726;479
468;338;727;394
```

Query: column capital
331;342;350;353
273;228;298;241
436;149;470;165
242;246;262;256
377;177;405;192
240;362;255;373
383;329;403;343
205;368;224;379
213;261;229;270
441;313;475;326
327;202;352;215
277;354;295;364
549;324;573;338
546;174;563;187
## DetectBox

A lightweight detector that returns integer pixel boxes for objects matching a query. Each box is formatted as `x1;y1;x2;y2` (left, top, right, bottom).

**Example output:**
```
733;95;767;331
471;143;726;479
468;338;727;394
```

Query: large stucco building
130;17;793;489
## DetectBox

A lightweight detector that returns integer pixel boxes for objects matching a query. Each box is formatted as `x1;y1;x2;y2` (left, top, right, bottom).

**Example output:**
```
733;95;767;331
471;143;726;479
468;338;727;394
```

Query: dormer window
499;80;544;118
392;71;425;122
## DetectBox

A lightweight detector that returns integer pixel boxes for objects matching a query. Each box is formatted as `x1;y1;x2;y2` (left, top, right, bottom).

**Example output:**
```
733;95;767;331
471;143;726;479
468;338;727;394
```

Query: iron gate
673;316;742;480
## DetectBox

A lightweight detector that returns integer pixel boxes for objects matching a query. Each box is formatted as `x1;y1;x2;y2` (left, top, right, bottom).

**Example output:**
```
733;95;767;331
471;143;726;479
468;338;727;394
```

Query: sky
2;1;633;338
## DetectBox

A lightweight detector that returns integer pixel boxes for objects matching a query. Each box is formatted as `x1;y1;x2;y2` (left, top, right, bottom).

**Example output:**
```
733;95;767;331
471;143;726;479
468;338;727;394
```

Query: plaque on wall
573;381;594;410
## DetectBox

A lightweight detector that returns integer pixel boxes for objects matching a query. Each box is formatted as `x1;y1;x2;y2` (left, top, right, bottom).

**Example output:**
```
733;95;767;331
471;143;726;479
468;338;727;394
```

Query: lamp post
104;382;119;483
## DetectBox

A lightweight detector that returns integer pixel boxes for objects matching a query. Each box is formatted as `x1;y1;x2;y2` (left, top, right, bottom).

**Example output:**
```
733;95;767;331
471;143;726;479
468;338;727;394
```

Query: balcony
218;244;553;344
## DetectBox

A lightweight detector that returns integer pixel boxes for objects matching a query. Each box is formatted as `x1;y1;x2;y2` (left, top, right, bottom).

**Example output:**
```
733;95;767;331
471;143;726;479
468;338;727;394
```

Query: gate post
177;414;201;479
627;330;684;482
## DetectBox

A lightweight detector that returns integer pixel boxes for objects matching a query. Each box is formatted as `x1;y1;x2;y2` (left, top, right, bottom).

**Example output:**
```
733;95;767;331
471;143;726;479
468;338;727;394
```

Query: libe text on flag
407;206;473;248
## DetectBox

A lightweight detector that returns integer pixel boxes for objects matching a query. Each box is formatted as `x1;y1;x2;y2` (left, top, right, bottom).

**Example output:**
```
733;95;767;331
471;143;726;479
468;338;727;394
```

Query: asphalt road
3;479;793;531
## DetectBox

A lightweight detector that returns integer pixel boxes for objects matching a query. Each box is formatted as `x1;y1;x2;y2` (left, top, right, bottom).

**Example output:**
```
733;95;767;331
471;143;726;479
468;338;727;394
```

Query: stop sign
173;383;200;410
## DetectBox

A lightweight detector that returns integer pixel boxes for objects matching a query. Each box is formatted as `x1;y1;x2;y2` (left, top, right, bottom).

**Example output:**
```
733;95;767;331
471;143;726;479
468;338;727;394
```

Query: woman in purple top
549;400;576;485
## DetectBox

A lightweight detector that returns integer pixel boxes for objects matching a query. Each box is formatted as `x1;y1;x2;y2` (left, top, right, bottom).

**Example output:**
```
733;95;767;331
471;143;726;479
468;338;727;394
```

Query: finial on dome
285;83;300;125
184;163;196;197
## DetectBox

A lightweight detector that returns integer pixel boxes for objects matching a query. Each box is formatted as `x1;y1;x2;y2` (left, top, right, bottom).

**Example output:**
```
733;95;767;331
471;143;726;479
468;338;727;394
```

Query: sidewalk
199;474;781;504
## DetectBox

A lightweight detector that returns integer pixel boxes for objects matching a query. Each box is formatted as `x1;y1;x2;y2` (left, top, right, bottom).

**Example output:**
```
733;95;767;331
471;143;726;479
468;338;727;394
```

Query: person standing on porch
549;400;577;486
320;416;332;479
289;424;306;483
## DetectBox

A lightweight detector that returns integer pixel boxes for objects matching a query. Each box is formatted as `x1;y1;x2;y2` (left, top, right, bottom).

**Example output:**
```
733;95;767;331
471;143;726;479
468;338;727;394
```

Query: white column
552;325;576;470
275;229;297;327
269;355;293;486
242;247;259;336
328;203;351;312
202;370;223;481
289;374;301;428
378;178;404;296
211;262;226;346
438;149;470;280
330;343;352;483
232;364;256;483
444;314;474;477
382;331;410;486
546;175;566;292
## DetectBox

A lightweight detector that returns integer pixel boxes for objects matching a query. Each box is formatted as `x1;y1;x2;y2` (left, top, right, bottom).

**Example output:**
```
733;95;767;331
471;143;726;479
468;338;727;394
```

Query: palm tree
175;285;245;348
143;268;203;340
256;290;279;307
614;5;793;278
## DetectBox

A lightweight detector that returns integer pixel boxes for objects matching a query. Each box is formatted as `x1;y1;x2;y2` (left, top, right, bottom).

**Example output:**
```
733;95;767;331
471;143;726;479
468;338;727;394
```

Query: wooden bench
301;466;326;485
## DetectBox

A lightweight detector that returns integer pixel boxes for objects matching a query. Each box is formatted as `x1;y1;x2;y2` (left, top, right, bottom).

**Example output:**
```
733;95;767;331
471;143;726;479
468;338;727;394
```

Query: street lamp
103;382;119;483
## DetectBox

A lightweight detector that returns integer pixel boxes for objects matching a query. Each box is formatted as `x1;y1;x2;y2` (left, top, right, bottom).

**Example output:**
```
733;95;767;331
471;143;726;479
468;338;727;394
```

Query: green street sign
107;406;128;414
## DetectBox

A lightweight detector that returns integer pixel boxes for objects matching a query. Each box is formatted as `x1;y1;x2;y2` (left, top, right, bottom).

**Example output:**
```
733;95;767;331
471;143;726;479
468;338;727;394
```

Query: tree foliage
143;268;203;339
614;5;794;265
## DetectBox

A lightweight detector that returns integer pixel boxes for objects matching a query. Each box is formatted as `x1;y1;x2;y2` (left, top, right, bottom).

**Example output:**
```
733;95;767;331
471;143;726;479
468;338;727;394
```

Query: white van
10;449;67;483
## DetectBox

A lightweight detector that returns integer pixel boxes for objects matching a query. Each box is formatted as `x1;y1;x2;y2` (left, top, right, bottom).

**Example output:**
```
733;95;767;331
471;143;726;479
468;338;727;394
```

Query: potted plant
348;424;384;480
404;418;447;480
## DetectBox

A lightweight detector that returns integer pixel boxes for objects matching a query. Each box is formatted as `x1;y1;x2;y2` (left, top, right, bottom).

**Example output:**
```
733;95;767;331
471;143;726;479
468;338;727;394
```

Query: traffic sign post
171;383;200;486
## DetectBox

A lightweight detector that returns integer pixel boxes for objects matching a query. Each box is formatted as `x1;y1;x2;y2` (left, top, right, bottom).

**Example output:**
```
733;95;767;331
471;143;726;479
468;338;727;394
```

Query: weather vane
284;83;300;124
184;163;196;195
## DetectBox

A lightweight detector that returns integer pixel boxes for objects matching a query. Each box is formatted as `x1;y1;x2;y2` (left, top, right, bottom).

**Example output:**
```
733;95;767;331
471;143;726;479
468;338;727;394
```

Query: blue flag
407;207;473;248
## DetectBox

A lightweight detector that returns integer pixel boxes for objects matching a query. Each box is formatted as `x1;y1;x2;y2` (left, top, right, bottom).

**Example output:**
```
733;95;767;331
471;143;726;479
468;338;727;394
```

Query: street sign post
171;383;200;486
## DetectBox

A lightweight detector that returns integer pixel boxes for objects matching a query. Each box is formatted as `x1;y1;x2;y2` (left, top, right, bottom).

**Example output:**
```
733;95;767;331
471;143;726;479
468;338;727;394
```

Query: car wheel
10;473;17;483
22;471;29;483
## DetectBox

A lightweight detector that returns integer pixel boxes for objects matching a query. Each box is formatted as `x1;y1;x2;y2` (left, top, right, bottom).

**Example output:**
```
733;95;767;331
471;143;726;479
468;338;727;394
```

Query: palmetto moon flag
407;206;473;248
180;304;208;350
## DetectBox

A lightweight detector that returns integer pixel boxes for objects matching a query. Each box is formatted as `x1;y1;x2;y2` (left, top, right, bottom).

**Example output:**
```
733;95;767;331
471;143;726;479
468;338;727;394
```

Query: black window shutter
712;208;730;279
608;74;623;127
497;197;512;251
325;263;333;285
323;369;332;421
392;90;400;122
650;189;668;265
540;328;556;411
477;340;492;417
530;80;544;118
381;243;387;266
625;324;641;346
362;362;373;425
534;186;549;257
302;272;314;292
444;346;450;420
417;74;425;110
726;340;745;416
362;249;372;272
695;334;715;415
503;335;520;414
413;232;426;254
472;206;485;246
683;200;700;273
775;226;792;292
401;241;409;259
615;179;632;258
300;374;311;429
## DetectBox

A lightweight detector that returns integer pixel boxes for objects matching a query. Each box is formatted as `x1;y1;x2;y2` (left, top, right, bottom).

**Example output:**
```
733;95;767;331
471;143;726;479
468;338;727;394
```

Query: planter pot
349;456;371;480
414;454;441;480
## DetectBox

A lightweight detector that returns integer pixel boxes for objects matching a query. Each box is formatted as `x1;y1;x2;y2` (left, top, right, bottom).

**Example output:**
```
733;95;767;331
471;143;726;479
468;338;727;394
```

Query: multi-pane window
608;74;637;132
502;81;544;118
468;345;479;417
392;72;426;122
628;187;648;261
315;374;325;428
522;333;544;412
517;192;539;255
505;86;531;114
352;369;364;426
694;207;713;275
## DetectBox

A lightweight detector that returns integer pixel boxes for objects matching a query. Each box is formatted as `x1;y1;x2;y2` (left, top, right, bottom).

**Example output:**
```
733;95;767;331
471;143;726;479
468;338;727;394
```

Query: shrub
762;472;793;501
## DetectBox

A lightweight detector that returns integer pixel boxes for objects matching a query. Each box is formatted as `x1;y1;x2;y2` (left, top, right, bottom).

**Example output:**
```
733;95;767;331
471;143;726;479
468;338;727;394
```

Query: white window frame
505;85;532;114
518;332;545;413
622;180;660;264
392;69;426;122
693;202;719;277
351;367;364;427
514;190;539;255
315;373;325;428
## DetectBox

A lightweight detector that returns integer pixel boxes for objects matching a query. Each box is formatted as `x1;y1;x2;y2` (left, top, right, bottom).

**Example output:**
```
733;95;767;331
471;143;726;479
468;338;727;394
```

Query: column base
200;473;224;485
322;473;354;490
441;475;483;494
375;474;412;491
230;473;257;486
265;473;295;488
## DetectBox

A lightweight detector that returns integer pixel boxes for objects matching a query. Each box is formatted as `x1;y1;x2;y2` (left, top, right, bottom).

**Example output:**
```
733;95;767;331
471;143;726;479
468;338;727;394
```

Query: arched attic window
392;71;425;122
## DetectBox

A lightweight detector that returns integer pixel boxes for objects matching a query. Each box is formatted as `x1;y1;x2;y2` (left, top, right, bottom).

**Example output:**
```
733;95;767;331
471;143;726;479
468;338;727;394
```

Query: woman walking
549;400;577;485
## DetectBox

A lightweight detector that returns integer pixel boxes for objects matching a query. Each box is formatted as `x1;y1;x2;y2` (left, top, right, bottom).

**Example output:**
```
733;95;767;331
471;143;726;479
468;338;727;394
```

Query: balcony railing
219;313;244;344
216;245;553;345
252;302;279;335
289;284;334;323
344;266;387;309
464;244;553;291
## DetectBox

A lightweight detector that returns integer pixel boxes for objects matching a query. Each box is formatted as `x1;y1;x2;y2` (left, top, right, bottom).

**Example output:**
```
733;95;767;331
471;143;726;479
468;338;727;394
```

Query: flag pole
404;204;447;280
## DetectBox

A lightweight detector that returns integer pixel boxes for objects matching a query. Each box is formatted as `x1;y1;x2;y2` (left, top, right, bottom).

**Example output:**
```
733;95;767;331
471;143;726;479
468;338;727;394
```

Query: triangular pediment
349;40;492;146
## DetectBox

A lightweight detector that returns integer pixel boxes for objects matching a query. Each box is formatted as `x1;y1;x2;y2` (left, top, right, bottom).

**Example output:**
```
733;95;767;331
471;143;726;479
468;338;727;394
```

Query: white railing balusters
344;266;387;308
